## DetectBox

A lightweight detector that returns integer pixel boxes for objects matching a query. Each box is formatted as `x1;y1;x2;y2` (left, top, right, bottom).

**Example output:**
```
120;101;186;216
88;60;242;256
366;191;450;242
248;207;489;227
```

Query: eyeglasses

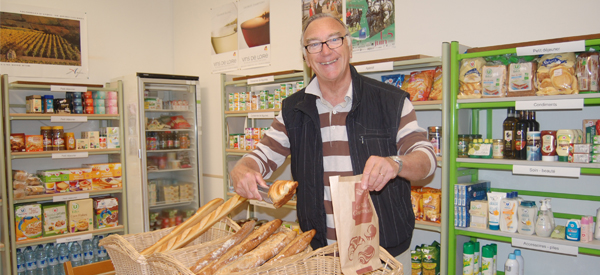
304;35;347;54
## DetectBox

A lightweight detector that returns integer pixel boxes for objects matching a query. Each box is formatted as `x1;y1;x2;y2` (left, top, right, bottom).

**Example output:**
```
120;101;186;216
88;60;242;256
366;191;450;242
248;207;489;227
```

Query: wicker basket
100;217;240;275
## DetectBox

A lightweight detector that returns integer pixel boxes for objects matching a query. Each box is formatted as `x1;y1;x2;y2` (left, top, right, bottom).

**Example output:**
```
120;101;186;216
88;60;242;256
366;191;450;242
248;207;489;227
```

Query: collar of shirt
305;77;353;109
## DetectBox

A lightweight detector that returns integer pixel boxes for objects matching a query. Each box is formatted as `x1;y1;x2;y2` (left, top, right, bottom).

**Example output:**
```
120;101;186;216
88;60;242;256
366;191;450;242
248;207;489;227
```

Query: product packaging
469;200;488;229
25;135;43;152
565;219;581;241
487;192;507;230
10;133;26;152
92;177;122;190
106;127;120;148
481;65;507;97
15;204;42;241
536;53;579;95
68;199;94;233
42;203;68;236
94;197;119;229
507;62;537;97
458;57;486;99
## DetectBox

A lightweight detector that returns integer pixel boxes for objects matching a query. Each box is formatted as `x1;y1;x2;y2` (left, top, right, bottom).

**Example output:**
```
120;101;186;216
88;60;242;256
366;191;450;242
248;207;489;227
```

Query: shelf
15;225;125;248
454;226;600;256
225;71;305;87
14;188;123;204
456;158;600;175
144;109;192;113
224;109;280;117
146;148;194;153
457;93;600;109
411;100;443;111
415;220;442;232
9;113;119;120
8;82;116;92
145;129;194;132
149;200;196;210
11;149;120;159
148;168;195;173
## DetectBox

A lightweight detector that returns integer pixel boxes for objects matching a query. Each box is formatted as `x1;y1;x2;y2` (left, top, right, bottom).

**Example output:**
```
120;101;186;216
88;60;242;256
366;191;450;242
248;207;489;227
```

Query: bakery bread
268;180;298;208
265;229;316;265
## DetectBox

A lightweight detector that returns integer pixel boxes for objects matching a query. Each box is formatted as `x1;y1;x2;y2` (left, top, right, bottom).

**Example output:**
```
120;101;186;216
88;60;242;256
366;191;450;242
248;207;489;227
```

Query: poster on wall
302;0;344;26
0;4;89;78
346;0;395;53
238;0;270;69
210;2;239;73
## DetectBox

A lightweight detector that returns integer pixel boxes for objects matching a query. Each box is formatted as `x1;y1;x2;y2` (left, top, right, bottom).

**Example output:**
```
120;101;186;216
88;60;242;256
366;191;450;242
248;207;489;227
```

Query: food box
78;179;93;191
15;204;42;241
92;177;122;190
67;168;92;181
54;181;70;193
94;197;119;229
68;199;94;233
81;131;100;149
25;135;43;152
76;139;89;150
10;133;26;152
106;127;120;149
180;182;194;201
84;163;121;178
38;169;70;182
42;203;68;237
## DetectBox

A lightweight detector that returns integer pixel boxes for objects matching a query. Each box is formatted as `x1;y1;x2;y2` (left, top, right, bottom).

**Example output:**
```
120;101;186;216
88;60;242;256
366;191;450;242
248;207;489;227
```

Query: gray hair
300;13;351;57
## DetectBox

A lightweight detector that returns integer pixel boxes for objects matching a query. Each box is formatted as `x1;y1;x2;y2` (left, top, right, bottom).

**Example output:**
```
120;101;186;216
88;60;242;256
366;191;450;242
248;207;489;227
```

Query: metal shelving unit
447;36;600;274
1;74;128;273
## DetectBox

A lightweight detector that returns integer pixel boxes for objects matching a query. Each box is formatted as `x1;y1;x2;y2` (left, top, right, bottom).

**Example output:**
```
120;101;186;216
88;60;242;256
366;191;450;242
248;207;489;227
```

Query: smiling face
303;17;352;85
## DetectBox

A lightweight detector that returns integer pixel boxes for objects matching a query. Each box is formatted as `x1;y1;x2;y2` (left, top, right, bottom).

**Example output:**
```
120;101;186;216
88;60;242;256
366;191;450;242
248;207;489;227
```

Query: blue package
381;74;405;88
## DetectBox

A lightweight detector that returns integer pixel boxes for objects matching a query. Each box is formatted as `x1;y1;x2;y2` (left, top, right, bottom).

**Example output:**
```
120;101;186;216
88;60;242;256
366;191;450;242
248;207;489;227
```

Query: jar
64;132;76;150
492;139;504;159
41;126;53;151
51;126;65;151
541;130;557;161
428;126;442;157
458;134;469;158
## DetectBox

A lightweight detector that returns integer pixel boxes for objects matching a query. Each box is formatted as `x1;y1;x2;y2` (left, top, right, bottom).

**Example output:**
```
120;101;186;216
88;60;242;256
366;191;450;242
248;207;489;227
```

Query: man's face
303;17;352;83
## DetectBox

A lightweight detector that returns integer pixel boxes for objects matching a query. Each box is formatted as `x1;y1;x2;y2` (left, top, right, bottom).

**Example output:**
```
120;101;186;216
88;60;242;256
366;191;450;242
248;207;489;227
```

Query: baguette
195;219;282;275
265;229;316;265
141;198;224;255
214;231;293;275
155;195;247;253
268;180;298;208
189;220;256;273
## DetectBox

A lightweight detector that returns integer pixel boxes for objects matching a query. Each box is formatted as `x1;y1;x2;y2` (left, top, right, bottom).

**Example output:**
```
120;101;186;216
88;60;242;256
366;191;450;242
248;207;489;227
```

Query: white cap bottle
514;249;524;275
504;253;519;275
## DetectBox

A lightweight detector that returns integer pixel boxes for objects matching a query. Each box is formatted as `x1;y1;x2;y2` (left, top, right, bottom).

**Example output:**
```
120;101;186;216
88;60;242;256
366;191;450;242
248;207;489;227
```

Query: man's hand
230;158;268;201
360;156;398;191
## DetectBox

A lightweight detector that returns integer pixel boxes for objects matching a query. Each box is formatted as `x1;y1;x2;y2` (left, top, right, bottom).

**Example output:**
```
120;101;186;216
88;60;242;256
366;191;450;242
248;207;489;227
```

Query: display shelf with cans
1;74;128;273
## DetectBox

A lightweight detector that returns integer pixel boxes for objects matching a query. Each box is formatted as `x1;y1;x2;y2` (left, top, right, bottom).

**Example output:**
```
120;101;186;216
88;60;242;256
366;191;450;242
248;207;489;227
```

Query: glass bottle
158;132;167;150
173;132;180;149
166;131;174;149
514;110;528;160
503;107;518;159
529;111;540;131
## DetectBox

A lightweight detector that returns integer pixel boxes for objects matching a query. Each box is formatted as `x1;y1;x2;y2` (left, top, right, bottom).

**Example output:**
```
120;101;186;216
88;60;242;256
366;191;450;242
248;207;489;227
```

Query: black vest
281;65;416;256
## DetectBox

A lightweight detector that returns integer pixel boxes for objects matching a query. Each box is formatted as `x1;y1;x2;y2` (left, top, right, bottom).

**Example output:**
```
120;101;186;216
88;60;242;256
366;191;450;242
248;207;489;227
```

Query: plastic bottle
517;200;537;235
543;198;555;229
46;244;59;275
535;201;554;237
463;242;474;275
97;235;109;261
565;219;581;241
17;248;27;275
24;246;37;275
57;243;70;275
581;216;590;243
82;239;94;265
556;129;575;162
474;241;481;275
504;253;519;275
500;192;518;233
92;235;100;262
595;207;600;240
35;244;49;275
70;241;83;267
490;244;497;275
481;245;494;275
514;249;524;275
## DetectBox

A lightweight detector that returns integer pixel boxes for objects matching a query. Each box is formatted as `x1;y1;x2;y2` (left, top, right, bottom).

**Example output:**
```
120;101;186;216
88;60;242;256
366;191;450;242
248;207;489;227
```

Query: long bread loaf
195;219;282;275
155;194;248;253
213;231;293;274
141;198;224;255
189;220;255;273
265;229;316;265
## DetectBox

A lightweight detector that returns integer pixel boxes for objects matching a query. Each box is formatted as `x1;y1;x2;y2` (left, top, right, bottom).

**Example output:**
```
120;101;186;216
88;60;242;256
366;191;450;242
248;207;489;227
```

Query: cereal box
94;197;119;229
25;135;43;152
68;199;94;233
15;204;42;241
42;203;68;236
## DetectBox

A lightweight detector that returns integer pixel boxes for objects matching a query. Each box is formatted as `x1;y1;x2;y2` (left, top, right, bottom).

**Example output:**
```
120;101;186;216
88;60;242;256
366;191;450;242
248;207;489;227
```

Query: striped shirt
246;78;436;245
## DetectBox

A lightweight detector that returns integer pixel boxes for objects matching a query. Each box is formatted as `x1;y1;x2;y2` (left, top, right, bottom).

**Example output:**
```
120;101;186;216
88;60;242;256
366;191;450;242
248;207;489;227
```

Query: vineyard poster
238;0;270;70
346;0;395;53
0;4;89;78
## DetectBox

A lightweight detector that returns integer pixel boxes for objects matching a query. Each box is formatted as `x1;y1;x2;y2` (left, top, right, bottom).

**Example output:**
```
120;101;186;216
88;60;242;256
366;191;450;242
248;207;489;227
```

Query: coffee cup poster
211;0;271;72
0;3;89;78
346;0;395;53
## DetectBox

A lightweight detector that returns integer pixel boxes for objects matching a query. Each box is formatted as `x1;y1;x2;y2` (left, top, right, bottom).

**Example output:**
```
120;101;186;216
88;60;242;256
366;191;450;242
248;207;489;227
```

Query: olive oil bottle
514;110;528;160
503;107;518;159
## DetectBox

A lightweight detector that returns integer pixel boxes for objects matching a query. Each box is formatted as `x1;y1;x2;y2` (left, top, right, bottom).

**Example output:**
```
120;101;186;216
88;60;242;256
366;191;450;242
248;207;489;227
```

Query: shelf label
355;61;394;73
53;193;90;202
248;112;275;119
50;85;87;92
512;238;578;256
513;165;580;178
515;99;583;110
247;76;274;85
51;116;88;122
52;152;88;159
516;40;585;56
56;233;93;244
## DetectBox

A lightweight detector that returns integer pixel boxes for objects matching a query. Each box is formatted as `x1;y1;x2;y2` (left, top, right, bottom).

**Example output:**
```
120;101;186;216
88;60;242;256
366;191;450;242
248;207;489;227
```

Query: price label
516;40;585;56
51;116;88;123
512;238;578;256
56;233;93;244
513;165;580;178
355;62;394;73
53;193;90;202
52;152;88;159
248;112;275;119
50;85;87;92
515;99;583;110
247;76;275;85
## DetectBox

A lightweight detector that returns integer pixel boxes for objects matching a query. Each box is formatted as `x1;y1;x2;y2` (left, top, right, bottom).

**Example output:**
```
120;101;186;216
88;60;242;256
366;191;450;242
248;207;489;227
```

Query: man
231;13;435;269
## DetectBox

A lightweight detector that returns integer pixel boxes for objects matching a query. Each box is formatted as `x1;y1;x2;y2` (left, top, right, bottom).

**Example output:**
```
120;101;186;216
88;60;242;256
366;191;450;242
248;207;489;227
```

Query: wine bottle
514;110;528;160
503;107;518;159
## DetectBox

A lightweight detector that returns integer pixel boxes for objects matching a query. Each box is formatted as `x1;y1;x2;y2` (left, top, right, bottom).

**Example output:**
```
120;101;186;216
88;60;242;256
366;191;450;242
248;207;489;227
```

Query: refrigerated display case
115;73;202;233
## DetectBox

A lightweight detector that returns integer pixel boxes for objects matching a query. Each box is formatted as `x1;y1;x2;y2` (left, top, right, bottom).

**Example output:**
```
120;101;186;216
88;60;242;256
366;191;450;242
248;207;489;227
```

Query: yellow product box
111;163;122;177
81;131;100;149
84;163;113;178
68;168;92;181
76;139;89;150
15;204;42;241
42;203;68;237
92;177;122;190
179;182;194;201
68;199;94;233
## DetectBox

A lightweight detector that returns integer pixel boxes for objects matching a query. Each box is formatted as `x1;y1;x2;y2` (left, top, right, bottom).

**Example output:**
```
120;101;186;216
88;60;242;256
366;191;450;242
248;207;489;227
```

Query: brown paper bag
330;175;382;275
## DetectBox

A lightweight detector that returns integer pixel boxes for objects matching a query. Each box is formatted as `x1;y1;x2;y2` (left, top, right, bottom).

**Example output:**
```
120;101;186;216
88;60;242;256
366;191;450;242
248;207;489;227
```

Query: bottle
529;111;540;131
504;253;519;275
92;235;100;262
473;241;481;275
82;239;94;265
35;245;48;275
500;192;518;233
581;216;590;243
57;243;70;275
17;248;27;275
595;207;600;240
97;235;109;261
70;241;83;267
543;198;555;229
463;242;474;275
514;110;528;160
481;245;494;275
535;201;554;237
166;131;174;149
540;130;557;161
565;219;581;241
514;249;524;275
46;244;59;275
490;243;497;275
503;107;518;159
173;132;181;149
556;129;575;162
517;200;537;235
24;246;37;275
